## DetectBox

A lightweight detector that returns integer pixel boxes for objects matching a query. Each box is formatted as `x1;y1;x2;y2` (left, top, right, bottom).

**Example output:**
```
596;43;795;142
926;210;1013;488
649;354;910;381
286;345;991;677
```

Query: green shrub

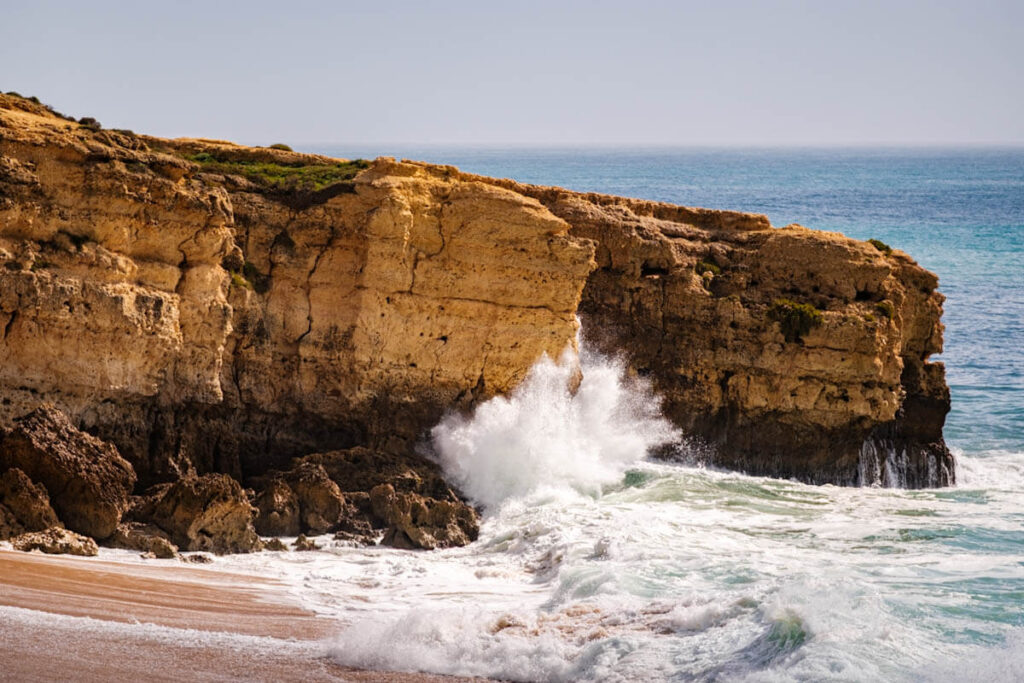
875;300;895;319
78;116;102;131
768;298;823;343
230;272;251;290
269;143;293;151
868;239;892;255
695;260;722;276
184;151;369;193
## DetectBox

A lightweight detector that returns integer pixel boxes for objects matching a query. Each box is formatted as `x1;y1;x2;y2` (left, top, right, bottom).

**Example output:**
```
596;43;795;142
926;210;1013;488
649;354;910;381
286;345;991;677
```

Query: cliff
0;92;953;502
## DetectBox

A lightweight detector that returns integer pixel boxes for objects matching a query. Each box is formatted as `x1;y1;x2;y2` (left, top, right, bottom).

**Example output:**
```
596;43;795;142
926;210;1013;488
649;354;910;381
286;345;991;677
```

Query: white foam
955;448;1024;490
431;343;680;509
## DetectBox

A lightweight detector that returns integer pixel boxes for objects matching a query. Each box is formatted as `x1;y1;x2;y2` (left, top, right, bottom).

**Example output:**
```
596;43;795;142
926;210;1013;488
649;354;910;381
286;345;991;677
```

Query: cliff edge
0;93;952;499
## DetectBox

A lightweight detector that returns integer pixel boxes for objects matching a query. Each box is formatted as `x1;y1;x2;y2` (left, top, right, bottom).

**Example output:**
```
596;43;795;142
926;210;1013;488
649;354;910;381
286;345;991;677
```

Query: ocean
160;148;1024;680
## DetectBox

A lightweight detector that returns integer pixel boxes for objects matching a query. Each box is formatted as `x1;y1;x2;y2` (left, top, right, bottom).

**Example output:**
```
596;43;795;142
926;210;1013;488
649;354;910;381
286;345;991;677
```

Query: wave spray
431;341;681;509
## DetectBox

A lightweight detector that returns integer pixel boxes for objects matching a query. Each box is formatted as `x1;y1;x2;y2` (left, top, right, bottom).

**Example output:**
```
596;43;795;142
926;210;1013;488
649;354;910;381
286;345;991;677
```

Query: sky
1;0;1021;147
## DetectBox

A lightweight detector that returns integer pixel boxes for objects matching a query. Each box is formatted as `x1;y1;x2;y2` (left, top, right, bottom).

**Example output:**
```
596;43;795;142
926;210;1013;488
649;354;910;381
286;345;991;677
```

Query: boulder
263;537;288;551
109;522;178;559
369;484;479;550
0;406;135;540
292;534;319;551
130;473;261;554
287;462;344;534
0;467;61;539
252;477;300;536
252;462;344;537
255;449;480;548
299;447;459;500
11;526;98;556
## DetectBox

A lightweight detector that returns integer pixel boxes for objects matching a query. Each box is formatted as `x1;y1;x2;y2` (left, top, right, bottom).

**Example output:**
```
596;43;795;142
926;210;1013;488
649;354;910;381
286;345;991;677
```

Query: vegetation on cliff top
185;151;369;192
3;91;75;121
868;238;892;255
769;298;824;343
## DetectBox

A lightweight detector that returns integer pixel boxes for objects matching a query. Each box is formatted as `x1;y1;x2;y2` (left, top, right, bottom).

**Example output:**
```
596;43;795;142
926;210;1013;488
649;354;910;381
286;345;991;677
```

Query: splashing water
92;345;1024;682
430;343;680;509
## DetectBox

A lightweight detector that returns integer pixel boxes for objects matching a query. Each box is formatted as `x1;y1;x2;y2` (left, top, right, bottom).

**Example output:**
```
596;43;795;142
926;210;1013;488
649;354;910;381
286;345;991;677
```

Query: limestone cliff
0;93;952;490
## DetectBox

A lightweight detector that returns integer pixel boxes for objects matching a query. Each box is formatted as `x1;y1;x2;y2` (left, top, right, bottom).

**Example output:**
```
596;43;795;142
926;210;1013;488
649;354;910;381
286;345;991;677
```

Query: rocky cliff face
0;94;593;489
461;172;952;486
0;93;952;494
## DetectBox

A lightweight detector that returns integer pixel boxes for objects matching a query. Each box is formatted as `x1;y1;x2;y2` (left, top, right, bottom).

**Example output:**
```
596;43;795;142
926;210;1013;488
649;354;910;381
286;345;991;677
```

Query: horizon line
292;141;1024;151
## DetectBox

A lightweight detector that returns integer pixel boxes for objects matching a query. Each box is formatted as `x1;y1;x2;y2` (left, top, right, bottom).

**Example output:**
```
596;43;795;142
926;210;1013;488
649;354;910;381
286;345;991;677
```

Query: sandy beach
0;549;488;682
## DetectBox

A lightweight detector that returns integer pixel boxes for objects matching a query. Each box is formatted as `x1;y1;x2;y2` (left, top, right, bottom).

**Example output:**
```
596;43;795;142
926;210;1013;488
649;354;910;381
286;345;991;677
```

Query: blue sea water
276;146;1024;681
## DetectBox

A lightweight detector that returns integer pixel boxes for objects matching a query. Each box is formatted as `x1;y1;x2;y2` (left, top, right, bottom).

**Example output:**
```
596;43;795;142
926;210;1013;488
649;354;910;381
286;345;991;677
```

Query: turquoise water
290;146;1024;681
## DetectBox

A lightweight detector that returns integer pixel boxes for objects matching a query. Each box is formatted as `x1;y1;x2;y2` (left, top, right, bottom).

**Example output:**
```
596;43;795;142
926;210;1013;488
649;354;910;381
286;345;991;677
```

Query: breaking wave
430;343;680;509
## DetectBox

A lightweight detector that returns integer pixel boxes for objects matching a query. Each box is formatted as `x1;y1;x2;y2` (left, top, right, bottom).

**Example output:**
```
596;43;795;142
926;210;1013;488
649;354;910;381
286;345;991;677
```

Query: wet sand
0;550;489;682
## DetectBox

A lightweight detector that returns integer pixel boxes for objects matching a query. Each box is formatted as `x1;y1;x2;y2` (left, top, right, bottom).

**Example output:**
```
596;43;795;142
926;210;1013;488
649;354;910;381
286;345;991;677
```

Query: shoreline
0;549;491;682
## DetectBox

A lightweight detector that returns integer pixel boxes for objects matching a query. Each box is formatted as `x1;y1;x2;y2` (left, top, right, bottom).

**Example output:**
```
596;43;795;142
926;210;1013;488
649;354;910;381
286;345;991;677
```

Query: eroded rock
0;93;953;495
292;534;319;551
252;462;344;537
0;406;135;539
252;477;300;537
109;522;178;559
130;474;260;554
0;467;61;539
370;483;479;550
263;537;288;551
11;526;98;556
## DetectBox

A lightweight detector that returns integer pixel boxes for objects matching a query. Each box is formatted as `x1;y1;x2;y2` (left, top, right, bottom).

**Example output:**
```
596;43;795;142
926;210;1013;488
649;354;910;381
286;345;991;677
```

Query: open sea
78;148;1024;681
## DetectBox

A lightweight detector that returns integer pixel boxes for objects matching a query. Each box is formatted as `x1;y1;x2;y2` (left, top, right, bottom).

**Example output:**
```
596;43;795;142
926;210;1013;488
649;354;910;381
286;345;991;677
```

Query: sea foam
430;342;680;509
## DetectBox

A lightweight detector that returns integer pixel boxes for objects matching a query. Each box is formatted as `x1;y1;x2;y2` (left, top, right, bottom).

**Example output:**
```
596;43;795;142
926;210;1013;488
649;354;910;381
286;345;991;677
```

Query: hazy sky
1;1;1021;146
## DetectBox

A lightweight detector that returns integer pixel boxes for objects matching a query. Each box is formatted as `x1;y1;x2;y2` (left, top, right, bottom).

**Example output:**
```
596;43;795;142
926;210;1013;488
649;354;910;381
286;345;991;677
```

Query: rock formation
0;405;135;539
0;90;953;515
461;174;953;486
127;473;261;554
251;449;479;549
10;526;98;556
109;522;178;559
252;462;344;537
0;467;60;538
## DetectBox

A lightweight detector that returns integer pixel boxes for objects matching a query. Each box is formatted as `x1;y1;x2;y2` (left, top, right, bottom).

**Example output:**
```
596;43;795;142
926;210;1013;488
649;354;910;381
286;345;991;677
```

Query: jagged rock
0;467;61;539
255;448;477;548
130;474;261;554
253;462;344;537
263;537;288;551
0;406;135;539
252;478;300;537
109;522;178;559
286;463;344;534
369;484;479;550
183;553;213;564
299;447;460;501
11;526;98;556
292;534;319;551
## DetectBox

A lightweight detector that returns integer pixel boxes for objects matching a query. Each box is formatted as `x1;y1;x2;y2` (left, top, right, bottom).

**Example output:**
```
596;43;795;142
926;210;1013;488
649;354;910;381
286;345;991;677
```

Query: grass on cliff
868;238;893;255
185;151;369;192
695;260;722;276
769;298;823;343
